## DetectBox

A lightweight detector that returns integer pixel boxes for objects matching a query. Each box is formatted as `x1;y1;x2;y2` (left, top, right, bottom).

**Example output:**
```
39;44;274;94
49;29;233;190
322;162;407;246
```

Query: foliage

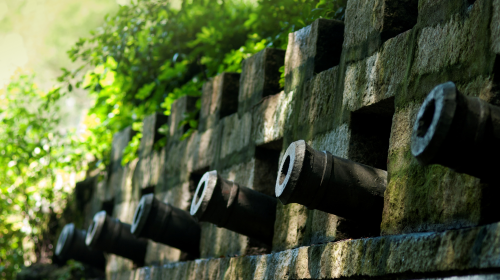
0;74;85;279
61;0;346;167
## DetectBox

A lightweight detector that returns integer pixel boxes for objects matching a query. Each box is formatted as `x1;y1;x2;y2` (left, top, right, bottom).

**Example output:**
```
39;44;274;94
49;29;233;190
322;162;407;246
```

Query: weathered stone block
106;127;134;201
418;0;472;27
492;0;500;54
216;112;253;169
295;66;340;139
272;202;308;252
285;19;344;93
252;91;293;146
343;0;417;62
238;48;285;114
343;30;410;113
133;149;163;192
139;113;168;157
169;95;198;140
114;158;139;204
199;73;240;131
112;200;138;224
106;254;134;276
187;125;220;173
144;240;181;267
199;222;248;259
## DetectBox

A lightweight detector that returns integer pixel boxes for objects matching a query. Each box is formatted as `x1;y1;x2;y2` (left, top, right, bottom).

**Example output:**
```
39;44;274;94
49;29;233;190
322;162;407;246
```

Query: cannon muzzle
411;81;500;179
55;223;106;270
85;211;147;265
275;140;387;225
190;171;277;245
131;194;201;257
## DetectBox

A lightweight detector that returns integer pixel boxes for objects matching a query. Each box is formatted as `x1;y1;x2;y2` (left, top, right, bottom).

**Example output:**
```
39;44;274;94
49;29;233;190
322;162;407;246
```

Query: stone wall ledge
109;221;500;280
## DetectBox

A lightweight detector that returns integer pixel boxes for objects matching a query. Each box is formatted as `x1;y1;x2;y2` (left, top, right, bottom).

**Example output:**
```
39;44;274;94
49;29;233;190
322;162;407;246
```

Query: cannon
131;194;201;257
85;211;147;265
190;171;277;245
411;81;500;179
55;223;106;269
275;140;387;226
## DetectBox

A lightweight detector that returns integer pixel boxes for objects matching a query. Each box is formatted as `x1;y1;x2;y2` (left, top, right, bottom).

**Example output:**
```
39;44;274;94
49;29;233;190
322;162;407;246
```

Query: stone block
252;91;293;147
106;127;134;201
285;19;344;93
144;240;181;266
199;73;240;131
493;0;500;54
112;200;138;224
343;0;417;62
343;30;410;112
418;0;472;27
106;254;134;276
238;48;285;114
133;149;163;192
139;113;168;157
296;66;340;138
187;125;220;173
272;202;308;252
169;95;198;140
115;158;139;204
199;222;248;259
217;112;253;169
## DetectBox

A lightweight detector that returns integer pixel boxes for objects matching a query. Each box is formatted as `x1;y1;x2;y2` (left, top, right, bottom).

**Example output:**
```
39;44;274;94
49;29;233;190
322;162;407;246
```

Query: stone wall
74;0;500;279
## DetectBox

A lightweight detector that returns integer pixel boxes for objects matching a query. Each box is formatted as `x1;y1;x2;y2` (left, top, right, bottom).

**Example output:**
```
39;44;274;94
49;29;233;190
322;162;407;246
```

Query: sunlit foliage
0;75;85;279
61;0;346;167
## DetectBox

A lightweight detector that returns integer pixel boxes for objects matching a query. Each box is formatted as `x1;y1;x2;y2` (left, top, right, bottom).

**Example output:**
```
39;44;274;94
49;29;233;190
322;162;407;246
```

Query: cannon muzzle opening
275;140;387;225
411;81;500;179
55;223;106;270
411;82;458;166
131;194;200;257
190;170;277;245
85;211;147;265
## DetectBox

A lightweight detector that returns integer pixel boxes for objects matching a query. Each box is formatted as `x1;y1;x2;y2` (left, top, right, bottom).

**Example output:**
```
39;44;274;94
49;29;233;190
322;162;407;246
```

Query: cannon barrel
131;194;201;257
190;171;277;245
411;81;500;179
85;211;147;265
275;140;387;225
55;223;106;270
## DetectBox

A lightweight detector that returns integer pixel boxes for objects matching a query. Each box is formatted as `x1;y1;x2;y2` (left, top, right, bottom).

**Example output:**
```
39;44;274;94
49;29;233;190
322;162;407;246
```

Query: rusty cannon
190;171;277;246
55;223;106;270
131;193;201;257
275;140;387;226
412;81;500;179
85;211;148;265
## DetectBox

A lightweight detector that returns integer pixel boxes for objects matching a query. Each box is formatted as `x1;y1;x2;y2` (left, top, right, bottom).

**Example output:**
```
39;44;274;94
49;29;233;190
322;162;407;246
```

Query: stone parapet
109;221;500;280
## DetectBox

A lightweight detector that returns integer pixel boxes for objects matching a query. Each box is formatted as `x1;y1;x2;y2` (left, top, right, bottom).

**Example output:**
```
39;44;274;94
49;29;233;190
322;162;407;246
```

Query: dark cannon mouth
416;99;436;138
55;223;75;258
190;170;217;218
131;194;154;237
411;82;458;164
85;211;106;248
